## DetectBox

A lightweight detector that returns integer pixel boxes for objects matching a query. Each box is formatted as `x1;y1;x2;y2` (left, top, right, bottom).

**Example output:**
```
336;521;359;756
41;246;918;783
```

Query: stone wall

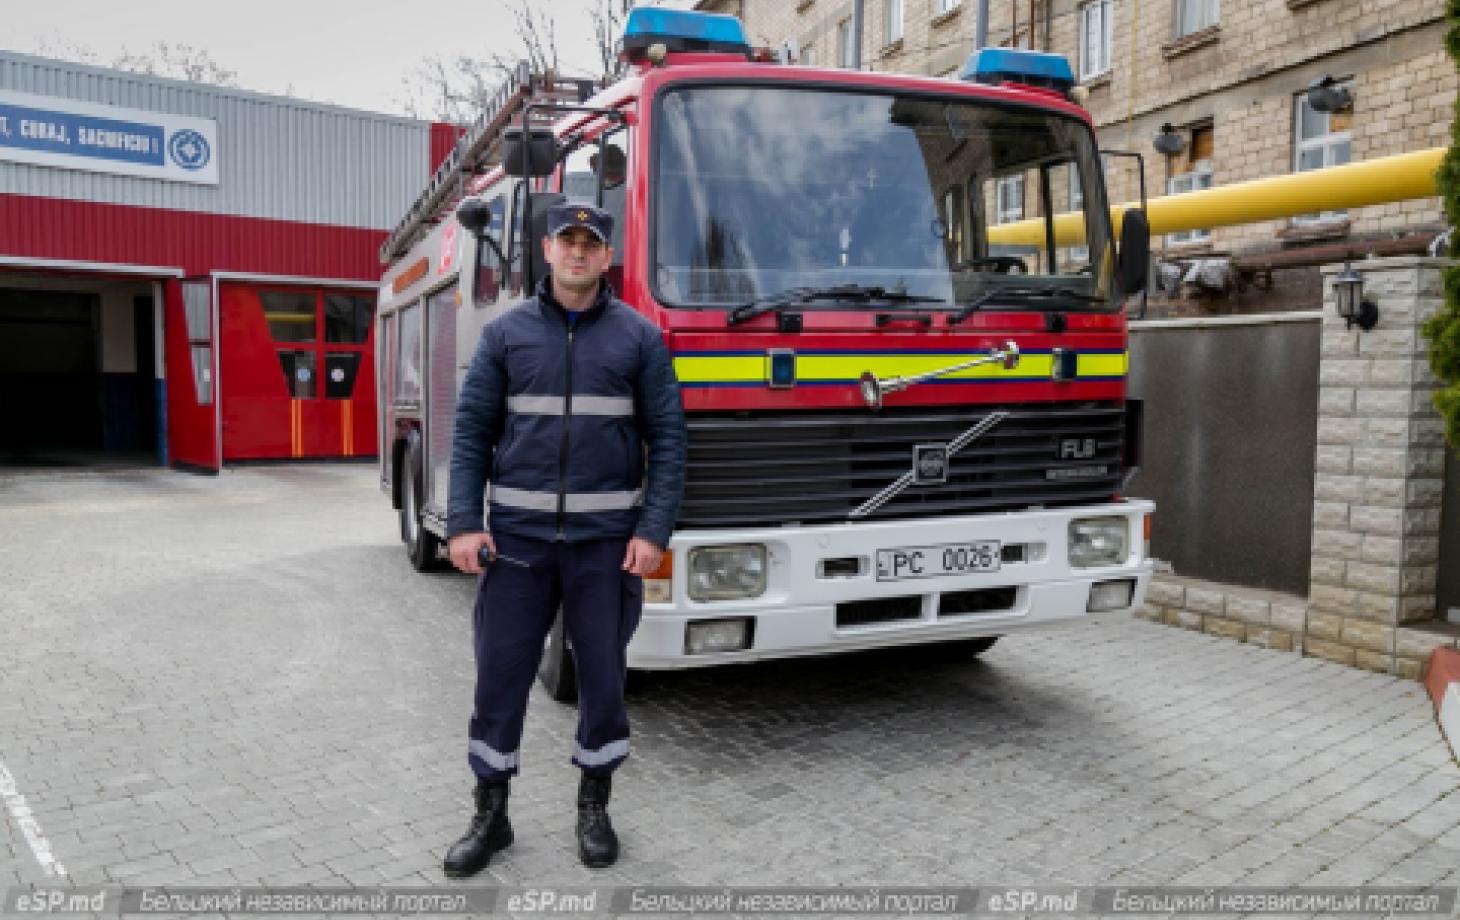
1139;573;1459;680
1143;258;1460;680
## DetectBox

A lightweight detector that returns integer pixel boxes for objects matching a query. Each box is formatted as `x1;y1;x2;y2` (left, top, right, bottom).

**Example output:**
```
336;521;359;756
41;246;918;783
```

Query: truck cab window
474;194;508;306
561;128;631;266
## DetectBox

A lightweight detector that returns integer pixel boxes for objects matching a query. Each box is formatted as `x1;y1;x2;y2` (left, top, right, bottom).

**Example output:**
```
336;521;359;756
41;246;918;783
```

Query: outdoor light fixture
1333;262;1378;331
1152;123;1186;156
1306;75;1353;114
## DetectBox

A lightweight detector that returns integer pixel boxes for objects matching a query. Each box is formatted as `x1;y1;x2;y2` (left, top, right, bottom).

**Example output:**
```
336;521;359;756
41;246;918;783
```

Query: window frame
1292;85;1352;224
1078;0;1113;81
1174;0;1218;37
994;175;1026;225
1165;169;1213;245
884;0;904;44
836;18;854;68
936;0;962;13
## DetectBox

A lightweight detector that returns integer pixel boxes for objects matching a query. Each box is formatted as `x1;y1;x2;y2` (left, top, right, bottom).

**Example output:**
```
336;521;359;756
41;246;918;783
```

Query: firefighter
441;202;687;875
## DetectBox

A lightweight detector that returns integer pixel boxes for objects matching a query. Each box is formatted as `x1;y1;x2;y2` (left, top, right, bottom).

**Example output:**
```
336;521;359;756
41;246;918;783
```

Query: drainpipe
975;0;989;47
851;0;864;69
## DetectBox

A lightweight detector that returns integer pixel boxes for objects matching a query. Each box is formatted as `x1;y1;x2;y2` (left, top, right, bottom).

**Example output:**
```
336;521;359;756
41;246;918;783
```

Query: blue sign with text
0;102;165;166
0;89;219;185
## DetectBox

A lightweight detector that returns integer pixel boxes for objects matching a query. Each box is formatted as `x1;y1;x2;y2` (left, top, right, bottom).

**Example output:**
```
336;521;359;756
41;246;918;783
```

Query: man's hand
449;532;496;574
621;537;664;577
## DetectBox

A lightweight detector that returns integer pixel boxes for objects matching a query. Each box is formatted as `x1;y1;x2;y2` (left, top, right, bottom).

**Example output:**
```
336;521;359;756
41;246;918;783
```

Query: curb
1423;647;1460;763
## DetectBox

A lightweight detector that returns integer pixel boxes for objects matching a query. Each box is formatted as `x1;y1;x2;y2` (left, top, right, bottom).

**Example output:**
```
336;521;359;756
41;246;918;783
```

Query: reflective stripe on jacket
446;278;687;547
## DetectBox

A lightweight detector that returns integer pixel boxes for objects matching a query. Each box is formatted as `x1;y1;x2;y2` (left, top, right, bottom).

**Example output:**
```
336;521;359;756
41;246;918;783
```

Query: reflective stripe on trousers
572;739;630;767
468;740;519;772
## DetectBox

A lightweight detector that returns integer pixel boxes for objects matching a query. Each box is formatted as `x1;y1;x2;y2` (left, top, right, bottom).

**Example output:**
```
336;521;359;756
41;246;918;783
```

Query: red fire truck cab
378;9;1154;699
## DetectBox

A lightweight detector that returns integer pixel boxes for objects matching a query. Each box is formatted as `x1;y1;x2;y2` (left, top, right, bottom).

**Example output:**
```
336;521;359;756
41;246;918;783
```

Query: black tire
401;434;446;572
537;610;578;703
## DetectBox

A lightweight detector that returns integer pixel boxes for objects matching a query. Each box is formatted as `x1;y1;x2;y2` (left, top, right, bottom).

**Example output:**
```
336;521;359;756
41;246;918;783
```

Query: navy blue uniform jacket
446;278;688;548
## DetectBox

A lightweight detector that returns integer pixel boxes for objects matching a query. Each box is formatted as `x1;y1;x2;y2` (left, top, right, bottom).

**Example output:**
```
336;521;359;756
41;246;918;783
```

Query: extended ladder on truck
379;62;598;264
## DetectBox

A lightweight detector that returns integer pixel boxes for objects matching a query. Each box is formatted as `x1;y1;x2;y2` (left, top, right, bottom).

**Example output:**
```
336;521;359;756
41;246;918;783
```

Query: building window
836;18;854;67
1166;125;1213;245
885;0;904;43
1174;0;1218;37
801;42;817;66
182;281;213;406
1293;85;1352;223
1079;0;1112;80
936;0;962;12
995;176;1025;224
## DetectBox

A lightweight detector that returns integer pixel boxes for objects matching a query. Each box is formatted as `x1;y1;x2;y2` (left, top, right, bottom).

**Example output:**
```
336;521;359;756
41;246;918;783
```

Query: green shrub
1427;0;1460;447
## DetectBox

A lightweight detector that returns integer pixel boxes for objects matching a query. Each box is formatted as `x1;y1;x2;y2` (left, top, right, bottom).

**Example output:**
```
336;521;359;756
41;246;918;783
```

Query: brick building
697;0;1455;313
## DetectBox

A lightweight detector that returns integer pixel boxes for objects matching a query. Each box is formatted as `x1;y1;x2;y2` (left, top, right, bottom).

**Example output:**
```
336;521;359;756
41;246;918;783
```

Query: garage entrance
0;275;162;468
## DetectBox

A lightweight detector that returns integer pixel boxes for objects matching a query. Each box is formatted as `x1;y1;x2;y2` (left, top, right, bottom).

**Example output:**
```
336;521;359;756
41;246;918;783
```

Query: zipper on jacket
556;325;575;539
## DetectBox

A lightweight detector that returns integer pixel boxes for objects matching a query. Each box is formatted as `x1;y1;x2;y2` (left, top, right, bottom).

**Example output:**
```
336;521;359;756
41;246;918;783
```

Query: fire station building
1;50;456;471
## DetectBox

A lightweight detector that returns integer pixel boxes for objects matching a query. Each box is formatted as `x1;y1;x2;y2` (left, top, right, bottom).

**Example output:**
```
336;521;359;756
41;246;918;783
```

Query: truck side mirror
504;127;559;178
456;198;492;236
1119;209;1150;296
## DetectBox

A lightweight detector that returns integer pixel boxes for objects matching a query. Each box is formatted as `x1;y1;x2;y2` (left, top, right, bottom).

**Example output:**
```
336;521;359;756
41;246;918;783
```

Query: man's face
542;226;613;294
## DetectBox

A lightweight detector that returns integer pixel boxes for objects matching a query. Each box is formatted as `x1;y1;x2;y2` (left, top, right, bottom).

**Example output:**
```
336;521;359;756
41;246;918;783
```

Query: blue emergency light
960;48;1075;94
621;8;751;57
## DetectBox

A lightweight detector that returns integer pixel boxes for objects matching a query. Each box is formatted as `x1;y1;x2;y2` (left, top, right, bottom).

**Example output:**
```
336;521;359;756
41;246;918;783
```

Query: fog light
1068;517;1128;568
687;544;767;601
685;617;753;655
1088;578;1135;612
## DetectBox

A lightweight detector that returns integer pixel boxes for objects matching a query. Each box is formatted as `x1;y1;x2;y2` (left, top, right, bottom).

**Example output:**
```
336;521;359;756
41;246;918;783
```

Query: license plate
876;541;1001;581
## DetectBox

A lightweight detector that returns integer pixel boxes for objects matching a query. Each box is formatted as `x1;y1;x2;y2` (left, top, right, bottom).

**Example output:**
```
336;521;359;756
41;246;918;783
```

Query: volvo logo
912;444;949;485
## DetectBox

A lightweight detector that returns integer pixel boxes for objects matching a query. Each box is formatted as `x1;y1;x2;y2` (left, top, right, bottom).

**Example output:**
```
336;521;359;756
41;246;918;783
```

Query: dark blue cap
546;203;613;244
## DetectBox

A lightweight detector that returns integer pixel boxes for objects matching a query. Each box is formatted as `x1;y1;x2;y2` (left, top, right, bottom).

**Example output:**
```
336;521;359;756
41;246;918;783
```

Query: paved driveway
2;464;1457;897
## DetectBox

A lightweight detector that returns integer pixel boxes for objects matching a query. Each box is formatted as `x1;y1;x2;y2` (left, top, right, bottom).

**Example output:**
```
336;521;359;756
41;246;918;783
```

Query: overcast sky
4;0;692;117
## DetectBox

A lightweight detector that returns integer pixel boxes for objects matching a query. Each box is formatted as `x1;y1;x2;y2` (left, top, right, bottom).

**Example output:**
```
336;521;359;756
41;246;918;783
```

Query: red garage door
220;282;377;461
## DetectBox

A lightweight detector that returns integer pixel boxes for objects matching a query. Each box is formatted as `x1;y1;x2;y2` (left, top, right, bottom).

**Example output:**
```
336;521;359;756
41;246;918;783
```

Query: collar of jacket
535;274;615;327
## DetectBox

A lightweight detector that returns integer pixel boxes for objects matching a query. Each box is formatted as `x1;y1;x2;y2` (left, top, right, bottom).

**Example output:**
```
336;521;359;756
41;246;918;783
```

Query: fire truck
377;8;1155;700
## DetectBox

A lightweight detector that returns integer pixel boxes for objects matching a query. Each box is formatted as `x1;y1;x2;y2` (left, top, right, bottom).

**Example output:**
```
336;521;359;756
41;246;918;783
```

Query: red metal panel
0;193;386;280
430;122;468;175
161;279;219;470
218;282;378;461
220;283;292;460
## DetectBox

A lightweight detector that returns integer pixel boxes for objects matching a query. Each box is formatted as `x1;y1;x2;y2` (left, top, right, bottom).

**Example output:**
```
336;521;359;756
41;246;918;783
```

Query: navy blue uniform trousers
468;531;643;782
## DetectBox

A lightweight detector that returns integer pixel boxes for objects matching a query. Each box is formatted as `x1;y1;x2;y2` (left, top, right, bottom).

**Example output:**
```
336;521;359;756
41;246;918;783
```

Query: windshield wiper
727;285;946;326
949;286;1108;325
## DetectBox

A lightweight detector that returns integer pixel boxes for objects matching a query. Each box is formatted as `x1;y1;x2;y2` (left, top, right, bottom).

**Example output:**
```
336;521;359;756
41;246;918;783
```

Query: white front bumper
627;500;1154;669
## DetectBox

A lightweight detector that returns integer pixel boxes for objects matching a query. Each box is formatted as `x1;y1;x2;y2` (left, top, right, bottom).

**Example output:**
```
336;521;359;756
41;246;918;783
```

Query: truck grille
678;402;1125;529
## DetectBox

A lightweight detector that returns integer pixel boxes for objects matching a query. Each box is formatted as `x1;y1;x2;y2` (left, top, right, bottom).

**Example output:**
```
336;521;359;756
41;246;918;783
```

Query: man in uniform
441;202;687;874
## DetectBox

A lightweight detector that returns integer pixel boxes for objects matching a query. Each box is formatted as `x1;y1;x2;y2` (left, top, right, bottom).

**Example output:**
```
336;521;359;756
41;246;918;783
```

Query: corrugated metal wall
0;51;429;231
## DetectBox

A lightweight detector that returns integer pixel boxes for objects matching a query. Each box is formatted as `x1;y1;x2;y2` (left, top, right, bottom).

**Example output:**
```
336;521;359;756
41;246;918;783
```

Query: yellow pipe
988;146;1445;247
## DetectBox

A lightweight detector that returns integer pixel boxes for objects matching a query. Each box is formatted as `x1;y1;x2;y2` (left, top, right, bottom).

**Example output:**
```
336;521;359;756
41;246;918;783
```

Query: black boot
576;774;619;868
443;781;513;877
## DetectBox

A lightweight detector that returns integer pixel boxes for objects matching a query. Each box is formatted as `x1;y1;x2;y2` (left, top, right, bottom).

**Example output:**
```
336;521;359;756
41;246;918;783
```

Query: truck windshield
652;85;1116;311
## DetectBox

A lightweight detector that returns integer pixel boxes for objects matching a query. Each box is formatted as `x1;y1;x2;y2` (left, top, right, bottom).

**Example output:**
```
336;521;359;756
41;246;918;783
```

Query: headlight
1068;517;1128;568
687;544;767;601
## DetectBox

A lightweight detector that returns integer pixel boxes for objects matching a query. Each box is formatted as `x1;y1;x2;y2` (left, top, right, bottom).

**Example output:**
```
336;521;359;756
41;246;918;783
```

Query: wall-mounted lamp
1333;262;1378;331
1306;75;1353;114
1152;123;1186;156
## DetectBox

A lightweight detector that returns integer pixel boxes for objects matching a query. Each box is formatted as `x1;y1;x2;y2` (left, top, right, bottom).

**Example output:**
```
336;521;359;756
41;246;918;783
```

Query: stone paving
1;464;1458;908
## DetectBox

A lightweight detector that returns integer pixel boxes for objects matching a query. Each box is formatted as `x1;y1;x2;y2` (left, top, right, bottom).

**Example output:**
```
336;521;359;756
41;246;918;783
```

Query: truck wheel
401;434;446;572
537;610;578;703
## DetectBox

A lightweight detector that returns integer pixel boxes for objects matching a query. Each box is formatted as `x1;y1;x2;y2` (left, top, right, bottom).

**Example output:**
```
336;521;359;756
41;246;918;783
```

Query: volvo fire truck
377;9;1155;699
